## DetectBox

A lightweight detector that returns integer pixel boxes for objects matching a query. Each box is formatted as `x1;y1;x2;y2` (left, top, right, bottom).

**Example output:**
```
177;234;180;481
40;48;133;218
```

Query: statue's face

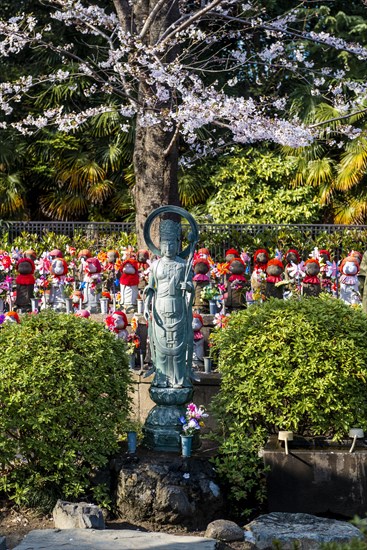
123;262;136;274
256;253;268;264
343;261;358;276
160;238;178;259
192;318;202;331
53;259;65;275
306;262;320;276
107;251;117;263
286;252;298;264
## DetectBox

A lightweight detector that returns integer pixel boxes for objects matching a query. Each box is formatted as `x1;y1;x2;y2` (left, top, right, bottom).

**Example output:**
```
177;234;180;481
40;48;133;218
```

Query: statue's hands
143;306;150;321
180;281;193;292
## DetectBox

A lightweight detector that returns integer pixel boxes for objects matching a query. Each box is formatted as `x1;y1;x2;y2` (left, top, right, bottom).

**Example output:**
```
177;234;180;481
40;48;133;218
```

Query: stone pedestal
143;387;195;452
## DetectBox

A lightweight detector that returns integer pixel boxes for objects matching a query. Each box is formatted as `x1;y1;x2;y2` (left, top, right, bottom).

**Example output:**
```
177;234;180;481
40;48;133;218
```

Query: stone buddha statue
144;219;194;389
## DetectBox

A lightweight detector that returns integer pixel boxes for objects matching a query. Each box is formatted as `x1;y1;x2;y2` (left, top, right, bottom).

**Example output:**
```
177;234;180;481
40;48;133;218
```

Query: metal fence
2;221;367;260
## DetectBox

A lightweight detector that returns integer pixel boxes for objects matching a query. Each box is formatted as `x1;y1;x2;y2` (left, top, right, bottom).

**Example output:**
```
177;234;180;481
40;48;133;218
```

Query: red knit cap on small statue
78;249;92;259
86;257;102;274
225;248;240;258
305;258;320;266
267;259;284;270
49;249;63;258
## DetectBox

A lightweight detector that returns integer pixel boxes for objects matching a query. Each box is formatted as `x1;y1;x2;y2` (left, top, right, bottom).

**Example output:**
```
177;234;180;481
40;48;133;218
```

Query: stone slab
245;512;363;550
13;529;228;550
0;536;6;550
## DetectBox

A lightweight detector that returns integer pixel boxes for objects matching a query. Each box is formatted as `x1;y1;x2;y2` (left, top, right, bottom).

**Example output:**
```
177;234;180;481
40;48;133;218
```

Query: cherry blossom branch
157;0;225;47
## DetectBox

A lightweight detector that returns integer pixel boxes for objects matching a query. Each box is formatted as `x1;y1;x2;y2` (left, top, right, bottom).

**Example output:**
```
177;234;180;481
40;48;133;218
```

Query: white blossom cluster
308;31;367;60
51;0;118;33
0;0;366;154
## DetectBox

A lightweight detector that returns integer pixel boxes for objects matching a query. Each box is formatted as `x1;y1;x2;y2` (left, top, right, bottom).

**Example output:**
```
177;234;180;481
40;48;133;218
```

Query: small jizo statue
49;258;69;310
105;310;129;340
318;249;332;293
284;249;301;281
302;259;321;297
253;249;269;272
15;258;35;311
77;249;92;285
226;257;246;309
265;259;284;299
193;255;211;310
119;258;139;312
137;249;150;292
104;249;120;293
82;257;102;313
339;256;361;306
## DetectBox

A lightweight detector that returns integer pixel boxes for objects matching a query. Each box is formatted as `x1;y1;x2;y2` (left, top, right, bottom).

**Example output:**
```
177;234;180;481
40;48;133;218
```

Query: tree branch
157;0;225;47
164;124;180;156
139;0;170;40
309;108;367;128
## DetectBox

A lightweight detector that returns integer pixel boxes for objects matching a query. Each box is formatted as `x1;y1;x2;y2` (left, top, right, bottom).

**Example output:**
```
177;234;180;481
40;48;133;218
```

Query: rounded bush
211;296;367;512
0;310;132;508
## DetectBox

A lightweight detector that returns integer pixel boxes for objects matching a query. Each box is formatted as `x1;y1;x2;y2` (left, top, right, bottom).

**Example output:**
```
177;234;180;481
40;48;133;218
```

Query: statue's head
159;219;181;258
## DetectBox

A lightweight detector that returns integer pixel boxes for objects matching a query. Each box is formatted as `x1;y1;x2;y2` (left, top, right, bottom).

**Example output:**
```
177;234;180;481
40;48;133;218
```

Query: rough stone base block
0;536;6;550
245;513;363;550
52;500;105;530
113;454;224;530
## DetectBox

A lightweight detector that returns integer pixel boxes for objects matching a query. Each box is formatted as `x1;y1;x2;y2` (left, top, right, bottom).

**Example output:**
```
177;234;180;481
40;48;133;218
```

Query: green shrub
0;311;133;509
210;296;367;516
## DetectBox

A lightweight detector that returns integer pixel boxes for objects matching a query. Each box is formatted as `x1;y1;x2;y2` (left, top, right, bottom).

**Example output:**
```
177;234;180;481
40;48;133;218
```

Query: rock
52;500;105;530
205;519;244;542
245;512;363;550
13;529;230;549
114;455;224;529
0;536;6;550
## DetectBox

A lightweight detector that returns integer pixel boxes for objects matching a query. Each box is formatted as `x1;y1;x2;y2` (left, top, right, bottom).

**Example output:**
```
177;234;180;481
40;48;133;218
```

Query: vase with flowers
179;403;208;457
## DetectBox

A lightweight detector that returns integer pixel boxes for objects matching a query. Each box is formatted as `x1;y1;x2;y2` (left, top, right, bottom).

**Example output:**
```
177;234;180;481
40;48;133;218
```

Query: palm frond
306;158;335;187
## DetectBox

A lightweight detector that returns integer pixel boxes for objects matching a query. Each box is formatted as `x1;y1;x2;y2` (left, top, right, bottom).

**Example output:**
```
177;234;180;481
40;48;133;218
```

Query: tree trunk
130;0;181;249
133;121;180;249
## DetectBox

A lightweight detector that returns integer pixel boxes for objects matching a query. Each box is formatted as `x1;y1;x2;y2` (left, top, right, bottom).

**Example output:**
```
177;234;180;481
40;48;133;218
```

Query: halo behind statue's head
144;205;199;259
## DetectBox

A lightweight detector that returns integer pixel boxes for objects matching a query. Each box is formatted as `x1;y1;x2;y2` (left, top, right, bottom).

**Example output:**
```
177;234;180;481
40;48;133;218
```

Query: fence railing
2;221;367;260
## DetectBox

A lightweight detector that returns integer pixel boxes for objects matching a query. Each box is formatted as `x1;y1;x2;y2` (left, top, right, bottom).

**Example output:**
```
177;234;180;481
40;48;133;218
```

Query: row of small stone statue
0;247;150;313
192;247;365;309
2;244;365;314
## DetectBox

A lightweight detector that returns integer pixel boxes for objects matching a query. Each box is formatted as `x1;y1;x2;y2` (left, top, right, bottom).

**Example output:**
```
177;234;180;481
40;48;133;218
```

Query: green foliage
0;311;133;510
211;297;367;515
7;229;136;257
207;148;322;224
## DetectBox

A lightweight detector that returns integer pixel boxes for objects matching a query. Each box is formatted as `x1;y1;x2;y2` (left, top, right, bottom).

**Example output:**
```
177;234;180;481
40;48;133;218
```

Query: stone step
13;529;229;550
